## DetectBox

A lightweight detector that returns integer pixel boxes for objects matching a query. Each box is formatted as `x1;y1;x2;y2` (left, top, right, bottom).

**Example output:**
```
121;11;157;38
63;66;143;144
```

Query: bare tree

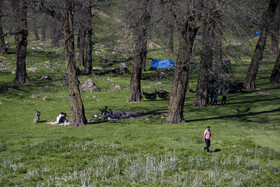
76;0;93;75
244;0;279;90
269;3;280;55
165;0;203;124
40;13;47;41
0;0;8;54
129;0;151;102
270;50;280;84
11;0;30;84
50;17;61;47
193;2;218;107
39;0;87;126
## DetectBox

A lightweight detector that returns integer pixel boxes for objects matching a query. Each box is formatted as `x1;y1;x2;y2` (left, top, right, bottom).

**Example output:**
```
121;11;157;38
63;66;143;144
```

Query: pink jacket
204;129;211;139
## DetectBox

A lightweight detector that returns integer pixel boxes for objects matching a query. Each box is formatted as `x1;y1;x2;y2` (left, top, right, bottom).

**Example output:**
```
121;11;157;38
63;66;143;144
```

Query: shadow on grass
185;108;280;123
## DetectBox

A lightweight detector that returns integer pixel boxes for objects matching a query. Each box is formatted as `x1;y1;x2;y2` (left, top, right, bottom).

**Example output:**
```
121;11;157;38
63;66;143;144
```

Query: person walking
203;126;212;153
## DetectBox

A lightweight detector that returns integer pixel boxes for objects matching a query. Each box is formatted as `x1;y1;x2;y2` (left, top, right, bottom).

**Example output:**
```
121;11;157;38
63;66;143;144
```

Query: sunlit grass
0;34;280;186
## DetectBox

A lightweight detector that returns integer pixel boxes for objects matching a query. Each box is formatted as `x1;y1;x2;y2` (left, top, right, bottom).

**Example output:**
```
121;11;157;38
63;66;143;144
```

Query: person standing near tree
221;88;228;104
213;91;218;106
203;126;212;153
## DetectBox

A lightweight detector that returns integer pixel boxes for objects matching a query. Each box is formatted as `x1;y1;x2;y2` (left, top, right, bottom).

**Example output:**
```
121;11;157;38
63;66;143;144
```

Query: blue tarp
256;30;261;34
151;60;174;68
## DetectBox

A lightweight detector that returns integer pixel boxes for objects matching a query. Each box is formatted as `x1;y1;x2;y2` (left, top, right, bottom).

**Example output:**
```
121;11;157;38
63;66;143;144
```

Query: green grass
0;34;280;186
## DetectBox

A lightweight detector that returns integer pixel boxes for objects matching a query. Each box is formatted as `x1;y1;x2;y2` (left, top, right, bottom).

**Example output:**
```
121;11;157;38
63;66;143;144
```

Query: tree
76;0;93;75
270;50;280;84
244;0;279;90
0;0;8;54
39;0;87;126
269;3;280;55
11;0;30;84
41;13;47;41
129;0;151;102
193;11;216;107
50;17;61;47
77;27;85;67
165;1;202;124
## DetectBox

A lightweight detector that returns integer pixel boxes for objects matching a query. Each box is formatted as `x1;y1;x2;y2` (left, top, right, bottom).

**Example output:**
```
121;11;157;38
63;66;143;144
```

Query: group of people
101;106;114;118
209;88;228;106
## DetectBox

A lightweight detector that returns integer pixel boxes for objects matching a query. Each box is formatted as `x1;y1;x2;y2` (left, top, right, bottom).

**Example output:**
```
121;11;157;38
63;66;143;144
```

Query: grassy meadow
0;34;280;186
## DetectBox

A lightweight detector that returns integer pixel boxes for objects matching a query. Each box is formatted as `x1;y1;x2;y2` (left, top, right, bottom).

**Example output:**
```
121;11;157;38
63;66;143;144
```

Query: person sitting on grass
101;106;108;117
108;109;114;118
45;112;70;125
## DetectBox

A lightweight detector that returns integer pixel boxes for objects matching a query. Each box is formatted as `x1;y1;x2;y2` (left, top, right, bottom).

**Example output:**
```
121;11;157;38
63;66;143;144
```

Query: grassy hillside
0;28;280;186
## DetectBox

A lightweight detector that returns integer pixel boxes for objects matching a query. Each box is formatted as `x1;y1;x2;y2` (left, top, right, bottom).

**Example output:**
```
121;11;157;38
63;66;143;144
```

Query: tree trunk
62;0;87;126
244;0;279;90
41;13;47;41
193;20;214;107
270;50;280;84
11;0;30;84
83;5;93;75
78;28;85;67
140;43;148;72
270;4;279;55
32;28;40;41
165;28;198;124
32;17;40;41
0;0;8;54
129;0;150;102
51;18;60;47
270;32;279;55
167;24;174;55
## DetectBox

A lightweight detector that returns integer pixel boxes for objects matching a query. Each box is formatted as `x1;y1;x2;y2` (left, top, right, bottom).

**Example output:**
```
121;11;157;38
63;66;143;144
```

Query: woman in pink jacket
203;126;212;153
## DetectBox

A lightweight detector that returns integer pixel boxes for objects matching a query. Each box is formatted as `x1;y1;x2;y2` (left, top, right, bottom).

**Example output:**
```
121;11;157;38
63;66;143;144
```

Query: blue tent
151;60;174;68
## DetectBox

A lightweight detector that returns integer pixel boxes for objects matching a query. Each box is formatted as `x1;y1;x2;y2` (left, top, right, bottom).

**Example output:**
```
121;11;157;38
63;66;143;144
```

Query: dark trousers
221;96;226;104
213;100;217;106
204;139;211;152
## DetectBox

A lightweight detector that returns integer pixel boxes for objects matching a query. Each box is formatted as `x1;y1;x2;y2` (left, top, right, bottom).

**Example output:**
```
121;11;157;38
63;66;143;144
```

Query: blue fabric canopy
151;60;174;68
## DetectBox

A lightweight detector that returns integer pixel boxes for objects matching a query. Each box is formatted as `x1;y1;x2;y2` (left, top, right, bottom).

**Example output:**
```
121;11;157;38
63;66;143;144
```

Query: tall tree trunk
83;6;93;75
0;0;8;54
244;0;279;90
32;19;40;41
270;4;279;55
41;13;47;41
270;32;279;55
11;0;30;84
165;28;198;123
129;0;150;102
140;41;148;72
167;24;174;55
270;50;280;84
51;18;60;47
62;0;87;126
193;20;214;107
214;12;223;72
78;28;85;67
